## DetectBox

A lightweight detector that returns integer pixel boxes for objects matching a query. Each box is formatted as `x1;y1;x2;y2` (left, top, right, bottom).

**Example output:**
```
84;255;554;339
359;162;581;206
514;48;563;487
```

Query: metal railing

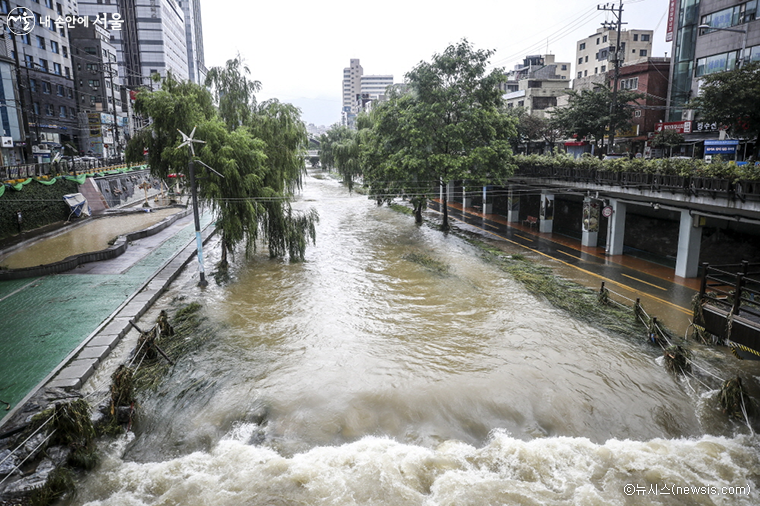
699;261;760;322
513;166;760;200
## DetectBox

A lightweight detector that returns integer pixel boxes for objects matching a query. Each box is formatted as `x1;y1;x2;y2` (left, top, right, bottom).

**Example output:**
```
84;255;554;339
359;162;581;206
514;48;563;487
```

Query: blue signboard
704;139;739;154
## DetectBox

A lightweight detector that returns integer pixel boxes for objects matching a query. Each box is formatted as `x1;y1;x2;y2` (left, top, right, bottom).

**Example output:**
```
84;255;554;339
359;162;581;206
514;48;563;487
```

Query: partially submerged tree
366;40;516;230
690;61;760;158
126;65;318;269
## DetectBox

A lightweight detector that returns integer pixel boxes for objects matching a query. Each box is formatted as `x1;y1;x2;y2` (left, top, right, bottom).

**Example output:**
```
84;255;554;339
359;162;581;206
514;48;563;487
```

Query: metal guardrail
513;166;760;200
700;261;760;322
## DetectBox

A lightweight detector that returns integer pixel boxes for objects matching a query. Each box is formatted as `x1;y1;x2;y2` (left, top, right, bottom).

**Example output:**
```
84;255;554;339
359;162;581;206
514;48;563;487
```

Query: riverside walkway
0;210;214;427
429;200;701;336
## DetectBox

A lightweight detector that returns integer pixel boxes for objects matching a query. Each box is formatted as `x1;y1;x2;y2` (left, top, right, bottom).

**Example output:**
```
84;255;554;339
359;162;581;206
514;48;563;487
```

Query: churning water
73;172;760;505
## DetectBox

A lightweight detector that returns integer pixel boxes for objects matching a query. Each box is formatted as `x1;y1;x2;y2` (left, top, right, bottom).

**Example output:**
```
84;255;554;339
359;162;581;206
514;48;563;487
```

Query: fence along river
73;171;759;505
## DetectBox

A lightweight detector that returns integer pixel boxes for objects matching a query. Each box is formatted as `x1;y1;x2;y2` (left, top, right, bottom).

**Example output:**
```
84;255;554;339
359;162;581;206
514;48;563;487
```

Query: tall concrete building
667;0;760;122
3;0;80;163
70;23;126;157
78;0;191;90
341;59;393;127
181;0;206;84
574;26;654;90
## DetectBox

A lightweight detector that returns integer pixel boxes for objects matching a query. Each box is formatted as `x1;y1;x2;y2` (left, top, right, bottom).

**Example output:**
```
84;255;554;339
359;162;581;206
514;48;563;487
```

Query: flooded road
73;173;760;505
0;208;181;269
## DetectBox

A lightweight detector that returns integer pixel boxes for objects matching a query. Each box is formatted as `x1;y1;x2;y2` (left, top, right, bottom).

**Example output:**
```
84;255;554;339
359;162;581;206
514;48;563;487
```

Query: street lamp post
698;24;749;68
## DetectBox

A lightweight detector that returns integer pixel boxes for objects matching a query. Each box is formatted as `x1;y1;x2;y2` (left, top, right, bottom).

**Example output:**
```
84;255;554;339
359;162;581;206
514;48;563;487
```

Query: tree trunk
414;198;424;224
442;188;450;232
219;240;229;270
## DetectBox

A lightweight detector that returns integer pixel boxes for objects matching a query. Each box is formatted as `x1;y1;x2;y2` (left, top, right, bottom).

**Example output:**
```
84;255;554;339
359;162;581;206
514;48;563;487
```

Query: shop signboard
704;139;739;155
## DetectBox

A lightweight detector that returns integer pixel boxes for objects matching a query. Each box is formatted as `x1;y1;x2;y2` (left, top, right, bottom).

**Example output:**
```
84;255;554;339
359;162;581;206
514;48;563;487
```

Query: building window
601;65;607;72
634;110;642;117
578;57;583;64
596;37;600;44
585;55;588;62
45;103;54;116
578;71;583;78
595;67;598;74
641;34;650;41
45;0;52;8
640;49;648;57
634;34;639;41
561;64;567;71
21;33;30;45
88;79;100;88
56;84;64;96
39;59;49;72
87;63;99;72
25;55;33;68
59;105;66;117
620;77;639;89
56;2;62;15
36;36;45;49
580;42;586;50
603;35;608;42
84;47;97;55
42;81;51;94
53;62;61;75
584;70;588;76
65;67;70;78
67;87;73;98
33;102;40;115
29;79;37;92
0;0;8;13
50;41;59;53
62;46;68;58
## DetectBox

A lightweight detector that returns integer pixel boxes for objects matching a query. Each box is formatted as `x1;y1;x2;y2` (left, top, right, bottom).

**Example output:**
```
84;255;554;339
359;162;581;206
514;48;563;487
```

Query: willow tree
126;69;317;269
205;54;261;130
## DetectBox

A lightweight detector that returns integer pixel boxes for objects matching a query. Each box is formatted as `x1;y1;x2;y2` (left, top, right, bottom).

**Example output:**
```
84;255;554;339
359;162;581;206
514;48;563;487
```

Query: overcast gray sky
201;0;671;127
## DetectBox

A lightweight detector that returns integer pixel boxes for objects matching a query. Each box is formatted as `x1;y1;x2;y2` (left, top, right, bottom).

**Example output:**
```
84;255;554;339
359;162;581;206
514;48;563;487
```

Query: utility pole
7;18;30;163
598;1;626;155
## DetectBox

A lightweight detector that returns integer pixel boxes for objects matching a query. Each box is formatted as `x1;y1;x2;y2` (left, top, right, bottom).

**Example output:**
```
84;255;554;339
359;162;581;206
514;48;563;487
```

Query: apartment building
503;55;571;118
574;26;654;91
341;59;393;128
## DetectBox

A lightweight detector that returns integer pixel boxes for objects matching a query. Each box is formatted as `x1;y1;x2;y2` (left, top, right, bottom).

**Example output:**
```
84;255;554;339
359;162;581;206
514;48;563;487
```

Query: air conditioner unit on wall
683;109;694;121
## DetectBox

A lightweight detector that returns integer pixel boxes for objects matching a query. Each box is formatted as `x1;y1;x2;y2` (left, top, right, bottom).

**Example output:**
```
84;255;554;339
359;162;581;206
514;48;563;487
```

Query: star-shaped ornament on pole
177;127;209;287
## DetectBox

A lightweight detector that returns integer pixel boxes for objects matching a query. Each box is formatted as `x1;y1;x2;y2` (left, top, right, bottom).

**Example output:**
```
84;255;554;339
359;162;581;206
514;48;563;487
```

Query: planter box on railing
654;174;688;193
691;177;731;196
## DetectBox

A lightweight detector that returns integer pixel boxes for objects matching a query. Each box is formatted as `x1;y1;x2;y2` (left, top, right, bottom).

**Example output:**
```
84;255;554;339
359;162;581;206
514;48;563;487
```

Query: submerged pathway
0;211;214;423
429;200;700;334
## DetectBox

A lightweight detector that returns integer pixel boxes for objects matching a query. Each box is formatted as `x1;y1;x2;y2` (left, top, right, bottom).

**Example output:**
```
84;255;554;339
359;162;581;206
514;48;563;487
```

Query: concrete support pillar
506;185;520;223
539;191;554;234
675;210;703;278
482;186;493;214
581;197;600;247
463;186;472;209
606;199;626;255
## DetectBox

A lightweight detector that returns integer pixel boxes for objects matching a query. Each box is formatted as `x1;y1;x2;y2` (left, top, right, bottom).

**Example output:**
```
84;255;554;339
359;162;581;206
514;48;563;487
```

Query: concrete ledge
77;346;111;364
0;206;190;281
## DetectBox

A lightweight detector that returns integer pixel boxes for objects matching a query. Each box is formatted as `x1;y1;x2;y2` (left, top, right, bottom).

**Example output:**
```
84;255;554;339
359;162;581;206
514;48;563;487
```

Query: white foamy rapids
79;429;758;506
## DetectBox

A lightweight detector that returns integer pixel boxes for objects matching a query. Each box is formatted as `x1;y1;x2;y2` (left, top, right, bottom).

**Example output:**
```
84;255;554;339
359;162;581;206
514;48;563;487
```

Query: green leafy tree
690;61;760;158
650;129;685;157
318;125;354;172
368;39;516;230
126;70;317;269
551;85;642;157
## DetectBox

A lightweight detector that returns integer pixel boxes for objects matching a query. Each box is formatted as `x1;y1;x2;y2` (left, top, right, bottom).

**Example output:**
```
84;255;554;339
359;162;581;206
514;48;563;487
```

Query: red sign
666;0;677;42
130;89;139;101
655;121;692;134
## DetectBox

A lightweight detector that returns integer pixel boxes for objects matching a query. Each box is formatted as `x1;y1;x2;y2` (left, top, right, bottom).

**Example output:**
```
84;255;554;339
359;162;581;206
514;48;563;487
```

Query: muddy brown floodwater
0;208;181;269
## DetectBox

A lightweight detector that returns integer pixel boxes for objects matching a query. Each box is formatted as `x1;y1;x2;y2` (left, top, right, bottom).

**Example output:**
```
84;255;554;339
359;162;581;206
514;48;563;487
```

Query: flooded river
74;172;759;505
